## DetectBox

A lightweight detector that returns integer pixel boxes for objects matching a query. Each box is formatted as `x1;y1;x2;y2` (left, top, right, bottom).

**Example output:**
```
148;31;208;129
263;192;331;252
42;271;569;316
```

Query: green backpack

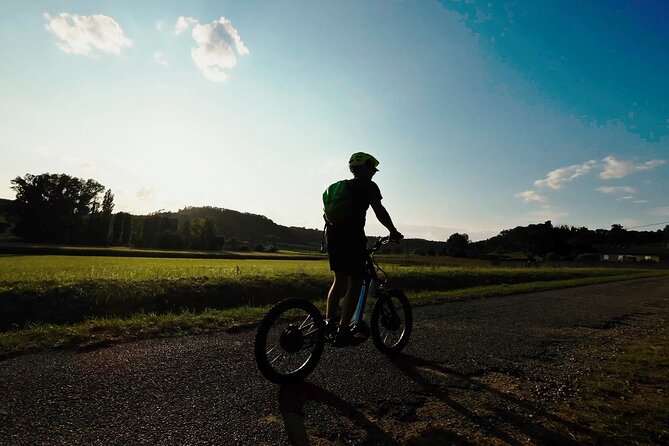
323;179;352;225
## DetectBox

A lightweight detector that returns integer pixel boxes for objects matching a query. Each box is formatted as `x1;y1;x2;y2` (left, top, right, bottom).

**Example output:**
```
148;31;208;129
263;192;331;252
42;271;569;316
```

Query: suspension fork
352;278;374;325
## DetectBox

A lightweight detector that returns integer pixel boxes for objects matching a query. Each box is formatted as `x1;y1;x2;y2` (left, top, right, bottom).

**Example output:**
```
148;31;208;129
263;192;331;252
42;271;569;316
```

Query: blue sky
1;1;667;241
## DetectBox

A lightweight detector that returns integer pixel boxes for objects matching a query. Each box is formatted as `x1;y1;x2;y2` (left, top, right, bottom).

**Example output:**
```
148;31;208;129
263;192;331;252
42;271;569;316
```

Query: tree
87;189;115;245
102;190;114;215
0;215;9;234
179;219;192;249
158;229;183;249
100;190;114;244
10;173;106;243
608;223;628;245
134;214;179;248
445;233;469;257
503;221;555;260
190;217;224;250
111;212;132;245
226;236;240;250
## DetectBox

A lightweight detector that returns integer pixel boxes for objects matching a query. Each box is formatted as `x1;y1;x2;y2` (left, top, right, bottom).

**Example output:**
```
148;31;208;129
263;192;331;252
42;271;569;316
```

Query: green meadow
0;255;331;284
0;254;666;354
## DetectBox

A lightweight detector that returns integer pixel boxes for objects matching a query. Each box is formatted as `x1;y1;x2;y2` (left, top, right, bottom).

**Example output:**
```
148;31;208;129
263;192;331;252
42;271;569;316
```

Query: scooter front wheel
370;289;412;355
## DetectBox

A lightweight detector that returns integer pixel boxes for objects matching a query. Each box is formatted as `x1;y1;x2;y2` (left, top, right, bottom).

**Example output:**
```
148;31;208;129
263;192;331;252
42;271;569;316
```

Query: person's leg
338;235;366;331
326;271;347;320
338;276;363;331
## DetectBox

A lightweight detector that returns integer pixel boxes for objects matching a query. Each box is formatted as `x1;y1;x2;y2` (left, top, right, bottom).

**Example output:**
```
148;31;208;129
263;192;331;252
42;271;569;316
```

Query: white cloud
174;17;197;35
153;51;168;66
600;156;666;180
534;160;596;190
156;20;164;31
596;186;636;195
633;200;649;204
531;156;666;193
137;187;155;201
174;16;249;83
44;12;132;56
515;190;546;203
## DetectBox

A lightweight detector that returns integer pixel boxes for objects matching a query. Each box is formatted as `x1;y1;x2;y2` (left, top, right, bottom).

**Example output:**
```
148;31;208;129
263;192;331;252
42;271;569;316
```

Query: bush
158;230;183;250
544;252;560;261
576;253;600;262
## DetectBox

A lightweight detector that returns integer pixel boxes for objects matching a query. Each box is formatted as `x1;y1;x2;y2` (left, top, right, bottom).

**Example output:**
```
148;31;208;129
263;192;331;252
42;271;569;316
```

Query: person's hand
389;229;404;243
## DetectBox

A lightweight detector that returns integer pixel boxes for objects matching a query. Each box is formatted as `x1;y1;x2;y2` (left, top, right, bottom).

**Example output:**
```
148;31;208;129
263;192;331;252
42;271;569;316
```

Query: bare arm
370;200;403;239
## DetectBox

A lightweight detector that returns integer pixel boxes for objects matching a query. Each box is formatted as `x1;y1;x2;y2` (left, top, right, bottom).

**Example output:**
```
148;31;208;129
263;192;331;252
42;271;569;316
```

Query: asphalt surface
1;276;667;445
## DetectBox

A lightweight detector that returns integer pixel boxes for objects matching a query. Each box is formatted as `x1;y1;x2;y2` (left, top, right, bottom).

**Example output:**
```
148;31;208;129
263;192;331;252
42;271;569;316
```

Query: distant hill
0;199;447;251
166;207;454;252
166;206;323;249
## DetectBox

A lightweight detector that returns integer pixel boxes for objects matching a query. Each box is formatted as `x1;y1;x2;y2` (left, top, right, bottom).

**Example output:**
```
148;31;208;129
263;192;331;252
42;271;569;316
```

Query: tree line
402;222;669;260
8;173;223;250
10;173;114;245
6;173;296;251
5;173;668;258
470;221;669;261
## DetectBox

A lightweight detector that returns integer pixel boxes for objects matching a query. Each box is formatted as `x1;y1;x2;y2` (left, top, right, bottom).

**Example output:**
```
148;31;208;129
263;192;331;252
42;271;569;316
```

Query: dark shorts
326;226;367;278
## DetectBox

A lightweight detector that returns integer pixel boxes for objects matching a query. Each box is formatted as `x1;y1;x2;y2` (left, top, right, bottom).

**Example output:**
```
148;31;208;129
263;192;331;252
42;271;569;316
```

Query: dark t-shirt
326;178;382;276
327;178;382;238
347;178;382;231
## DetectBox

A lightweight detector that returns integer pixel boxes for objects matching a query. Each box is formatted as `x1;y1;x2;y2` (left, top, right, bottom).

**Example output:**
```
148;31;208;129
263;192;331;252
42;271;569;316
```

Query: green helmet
349;152;379;172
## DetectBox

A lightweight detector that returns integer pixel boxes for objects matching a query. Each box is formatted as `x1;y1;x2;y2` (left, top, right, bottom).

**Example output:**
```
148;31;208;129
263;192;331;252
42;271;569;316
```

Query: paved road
1;277;667;445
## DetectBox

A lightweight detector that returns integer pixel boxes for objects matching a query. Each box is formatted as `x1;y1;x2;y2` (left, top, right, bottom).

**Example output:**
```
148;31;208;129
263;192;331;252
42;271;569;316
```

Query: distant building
600;252;661;263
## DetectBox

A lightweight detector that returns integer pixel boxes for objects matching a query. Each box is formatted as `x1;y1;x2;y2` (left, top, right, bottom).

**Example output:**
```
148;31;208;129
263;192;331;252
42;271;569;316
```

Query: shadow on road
278;381;401;445
274;354;595;445
390;353;591;445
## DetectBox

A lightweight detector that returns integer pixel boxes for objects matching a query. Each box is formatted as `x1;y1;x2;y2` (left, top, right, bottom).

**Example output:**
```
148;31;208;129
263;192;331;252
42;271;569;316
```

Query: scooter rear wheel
254;298;325;384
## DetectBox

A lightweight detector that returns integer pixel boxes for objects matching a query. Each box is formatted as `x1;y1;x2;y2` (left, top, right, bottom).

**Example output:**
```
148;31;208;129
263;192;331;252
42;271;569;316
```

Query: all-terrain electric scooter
254;236;412;384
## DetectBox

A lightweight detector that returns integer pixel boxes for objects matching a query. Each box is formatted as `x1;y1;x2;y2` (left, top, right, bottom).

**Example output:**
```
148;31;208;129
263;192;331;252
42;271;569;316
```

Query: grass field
2;254;659;285
563;325;669;444
0;255;331;284
0;254;667;354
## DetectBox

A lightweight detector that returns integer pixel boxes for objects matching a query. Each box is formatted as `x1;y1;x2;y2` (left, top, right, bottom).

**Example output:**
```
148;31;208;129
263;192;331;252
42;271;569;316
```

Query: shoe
324;319;338;343
333;330;364;347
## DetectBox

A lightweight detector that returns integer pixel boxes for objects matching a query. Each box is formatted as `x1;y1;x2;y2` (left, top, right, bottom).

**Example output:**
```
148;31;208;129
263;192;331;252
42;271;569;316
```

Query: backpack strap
320;217;329;253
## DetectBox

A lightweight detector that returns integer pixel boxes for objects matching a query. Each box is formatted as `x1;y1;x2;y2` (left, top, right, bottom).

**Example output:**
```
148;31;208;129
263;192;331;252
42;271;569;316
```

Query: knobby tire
370;289;412;355
254;298;325;385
